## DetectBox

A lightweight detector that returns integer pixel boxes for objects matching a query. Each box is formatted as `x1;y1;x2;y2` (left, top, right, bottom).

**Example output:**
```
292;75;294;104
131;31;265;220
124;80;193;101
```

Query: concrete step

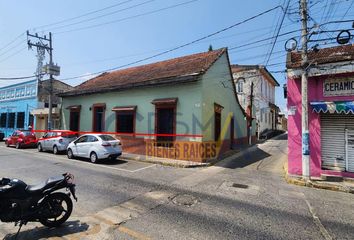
320;174;344;182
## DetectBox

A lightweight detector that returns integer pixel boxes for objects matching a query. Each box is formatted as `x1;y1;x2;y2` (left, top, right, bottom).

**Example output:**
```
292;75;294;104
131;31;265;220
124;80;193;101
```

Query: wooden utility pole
249;81;254;145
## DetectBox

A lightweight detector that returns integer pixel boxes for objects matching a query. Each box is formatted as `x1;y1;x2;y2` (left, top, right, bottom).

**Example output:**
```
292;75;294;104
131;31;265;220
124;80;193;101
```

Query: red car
5;130;37;149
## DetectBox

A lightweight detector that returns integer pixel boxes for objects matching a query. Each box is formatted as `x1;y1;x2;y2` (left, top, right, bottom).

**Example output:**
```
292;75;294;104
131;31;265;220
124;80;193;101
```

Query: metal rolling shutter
321;113;354;171
347;130;354;172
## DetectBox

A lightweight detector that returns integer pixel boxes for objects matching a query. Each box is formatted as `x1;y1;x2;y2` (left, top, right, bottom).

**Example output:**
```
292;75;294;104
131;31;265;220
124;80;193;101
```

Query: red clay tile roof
61;48;226;96
286;44;354;68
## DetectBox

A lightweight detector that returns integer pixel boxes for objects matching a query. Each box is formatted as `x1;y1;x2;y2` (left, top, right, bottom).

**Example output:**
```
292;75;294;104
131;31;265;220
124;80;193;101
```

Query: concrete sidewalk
118;140;266;168
119;152;211;168
284;162;354;194
3;190;175;240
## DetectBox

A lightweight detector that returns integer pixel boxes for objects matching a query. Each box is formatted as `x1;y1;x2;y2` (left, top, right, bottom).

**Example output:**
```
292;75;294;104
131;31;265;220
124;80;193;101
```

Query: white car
67;134;122;163
38;130;78;154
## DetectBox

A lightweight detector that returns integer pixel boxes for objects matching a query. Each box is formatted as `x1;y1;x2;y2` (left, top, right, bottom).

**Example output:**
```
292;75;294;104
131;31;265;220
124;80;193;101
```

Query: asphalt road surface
1;134;354;240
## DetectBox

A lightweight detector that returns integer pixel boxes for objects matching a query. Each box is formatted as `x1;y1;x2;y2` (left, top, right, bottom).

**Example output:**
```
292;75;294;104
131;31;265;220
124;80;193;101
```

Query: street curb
119;133;286;168
283;163;354;194
119;154;211;168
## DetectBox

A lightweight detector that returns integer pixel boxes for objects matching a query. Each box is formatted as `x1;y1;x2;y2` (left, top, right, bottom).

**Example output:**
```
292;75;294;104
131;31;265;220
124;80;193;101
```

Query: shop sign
323;78;354;97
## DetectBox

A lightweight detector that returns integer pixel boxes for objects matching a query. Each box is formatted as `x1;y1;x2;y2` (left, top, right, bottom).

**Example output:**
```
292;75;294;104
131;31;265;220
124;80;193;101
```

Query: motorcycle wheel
39;192;73;228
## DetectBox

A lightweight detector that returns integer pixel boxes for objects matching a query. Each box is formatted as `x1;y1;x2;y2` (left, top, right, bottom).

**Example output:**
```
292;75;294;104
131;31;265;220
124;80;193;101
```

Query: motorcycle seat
26;175;65;194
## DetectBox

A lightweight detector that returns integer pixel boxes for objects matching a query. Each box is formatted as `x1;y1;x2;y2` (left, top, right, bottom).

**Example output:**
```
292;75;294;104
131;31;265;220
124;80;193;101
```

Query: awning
151;98;178;105
112;105;137;111
310;101;354;114
65;105;81;110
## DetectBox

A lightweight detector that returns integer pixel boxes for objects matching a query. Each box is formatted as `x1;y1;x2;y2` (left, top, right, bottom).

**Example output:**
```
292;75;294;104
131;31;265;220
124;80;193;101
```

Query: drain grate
231;183;249;189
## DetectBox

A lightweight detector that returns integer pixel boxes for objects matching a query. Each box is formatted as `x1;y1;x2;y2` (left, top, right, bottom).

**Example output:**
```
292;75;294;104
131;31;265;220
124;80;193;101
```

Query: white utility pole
300;0;310;179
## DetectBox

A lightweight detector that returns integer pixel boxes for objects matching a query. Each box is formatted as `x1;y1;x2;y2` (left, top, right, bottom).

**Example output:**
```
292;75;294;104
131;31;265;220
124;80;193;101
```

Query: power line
41;0;155;32
0;47;27;63
54;0;200;34
0;32;25;53
0;75;38;80
264;0;290;66
57;5;282;81
229;29;300;50
34;0;136;30
0;40;24;58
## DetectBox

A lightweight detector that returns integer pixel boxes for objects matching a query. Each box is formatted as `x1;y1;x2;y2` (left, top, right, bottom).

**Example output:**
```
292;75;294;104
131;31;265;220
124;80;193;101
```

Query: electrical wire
0;32;25;53
0;75;39;80
0;41;25;58
41;0;155;33
55;5;282;81
264;0;290;66
0;47;27;63
54;0;200;34
228;29;300;51
33;0;137;30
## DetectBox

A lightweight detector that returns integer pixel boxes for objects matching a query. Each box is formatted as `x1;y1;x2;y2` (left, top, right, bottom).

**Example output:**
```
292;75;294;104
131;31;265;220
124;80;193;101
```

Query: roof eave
59;74;201;97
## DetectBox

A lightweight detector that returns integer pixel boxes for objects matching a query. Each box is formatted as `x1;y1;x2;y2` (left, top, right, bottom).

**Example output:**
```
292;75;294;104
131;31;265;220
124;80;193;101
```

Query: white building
231;65;280;138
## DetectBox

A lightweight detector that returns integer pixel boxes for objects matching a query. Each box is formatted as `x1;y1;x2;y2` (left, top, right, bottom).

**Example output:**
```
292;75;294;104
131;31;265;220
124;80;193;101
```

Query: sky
0;0;353;114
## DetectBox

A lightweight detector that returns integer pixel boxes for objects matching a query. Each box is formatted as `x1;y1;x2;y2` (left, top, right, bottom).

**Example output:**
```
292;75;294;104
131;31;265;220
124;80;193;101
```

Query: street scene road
2;1;354;239
1;134;353;239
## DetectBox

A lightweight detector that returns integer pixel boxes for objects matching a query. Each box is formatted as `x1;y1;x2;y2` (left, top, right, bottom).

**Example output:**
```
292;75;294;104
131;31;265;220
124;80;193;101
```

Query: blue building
0;80;38;137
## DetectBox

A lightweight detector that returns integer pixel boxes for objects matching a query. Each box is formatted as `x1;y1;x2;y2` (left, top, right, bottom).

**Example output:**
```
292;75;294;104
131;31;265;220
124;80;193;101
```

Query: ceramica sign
323;78;354;97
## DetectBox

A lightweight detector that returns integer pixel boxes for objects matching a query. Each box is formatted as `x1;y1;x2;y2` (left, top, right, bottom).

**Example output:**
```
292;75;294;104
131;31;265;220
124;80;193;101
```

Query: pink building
287;44;354;179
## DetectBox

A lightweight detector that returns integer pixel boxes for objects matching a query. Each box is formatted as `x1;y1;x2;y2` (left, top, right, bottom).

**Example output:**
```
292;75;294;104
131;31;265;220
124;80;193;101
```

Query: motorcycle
0;173;77;231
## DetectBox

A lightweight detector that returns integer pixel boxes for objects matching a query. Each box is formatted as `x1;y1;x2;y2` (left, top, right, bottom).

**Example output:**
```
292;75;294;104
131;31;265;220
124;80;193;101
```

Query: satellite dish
337;30;351;45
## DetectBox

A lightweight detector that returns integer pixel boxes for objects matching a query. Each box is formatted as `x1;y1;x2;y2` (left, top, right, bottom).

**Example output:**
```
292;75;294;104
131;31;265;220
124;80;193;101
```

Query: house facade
0;79;73;137
0;80;37;137
60;48;254;162
277;113;287;131
231;65;280;138
31;80;74;131
287;44;354;178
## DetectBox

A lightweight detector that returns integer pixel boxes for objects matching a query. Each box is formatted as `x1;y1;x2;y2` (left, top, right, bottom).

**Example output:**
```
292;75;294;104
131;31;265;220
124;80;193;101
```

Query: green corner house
60;48;255;162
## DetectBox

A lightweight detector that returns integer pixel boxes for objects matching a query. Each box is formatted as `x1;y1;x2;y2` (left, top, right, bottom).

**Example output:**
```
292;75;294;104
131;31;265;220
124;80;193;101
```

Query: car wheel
67;148;74;159
90;152;98;163
38;143;43;152
16;142;21;149
53;145;59;155
5;141;9;147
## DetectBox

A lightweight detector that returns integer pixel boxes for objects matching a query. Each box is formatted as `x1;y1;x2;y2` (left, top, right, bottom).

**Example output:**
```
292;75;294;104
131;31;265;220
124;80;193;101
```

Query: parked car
0;130;4;141
5;130;37;149
67;134;122;163
37;130;78;154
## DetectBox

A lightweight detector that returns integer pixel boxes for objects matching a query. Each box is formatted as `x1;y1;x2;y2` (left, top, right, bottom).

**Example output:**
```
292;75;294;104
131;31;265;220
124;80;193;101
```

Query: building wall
0;80;38;137
202;53;248;149
287;71;354;178
61;55;254;161
233;69;276;136
61;82;203;136
38;80;74;105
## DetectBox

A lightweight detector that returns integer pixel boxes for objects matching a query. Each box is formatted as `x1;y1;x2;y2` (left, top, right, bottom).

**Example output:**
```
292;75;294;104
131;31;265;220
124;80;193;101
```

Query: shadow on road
71;157;128;165
271;133;288;141
4;220;90;240
217;147;272;169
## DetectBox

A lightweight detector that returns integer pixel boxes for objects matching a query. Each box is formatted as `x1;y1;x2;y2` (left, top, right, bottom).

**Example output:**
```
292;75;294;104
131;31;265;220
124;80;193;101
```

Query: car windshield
99;135;116;141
